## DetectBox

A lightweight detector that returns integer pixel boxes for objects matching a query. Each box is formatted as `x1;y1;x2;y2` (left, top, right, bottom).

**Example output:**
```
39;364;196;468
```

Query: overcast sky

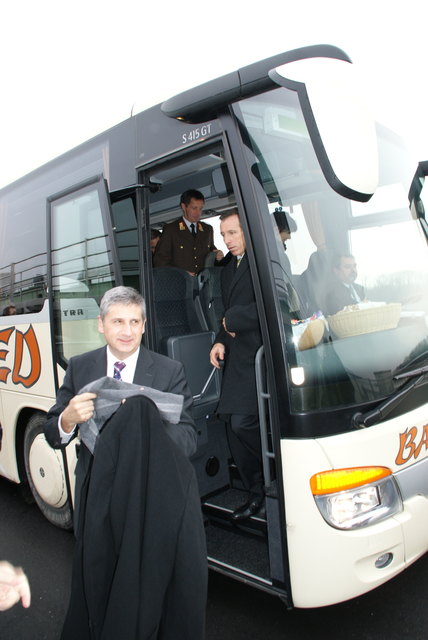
1;1;427;189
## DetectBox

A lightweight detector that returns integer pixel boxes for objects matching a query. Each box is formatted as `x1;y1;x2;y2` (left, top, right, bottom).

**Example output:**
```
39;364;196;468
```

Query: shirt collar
182;217;199;232
106;345;140;368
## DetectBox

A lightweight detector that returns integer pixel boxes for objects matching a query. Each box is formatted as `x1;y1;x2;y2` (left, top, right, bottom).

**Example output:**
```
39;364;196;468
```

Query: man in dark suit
44;286;197;524
324;254;366;315
209;211;264;521
153;188;223;275
44;287;206;639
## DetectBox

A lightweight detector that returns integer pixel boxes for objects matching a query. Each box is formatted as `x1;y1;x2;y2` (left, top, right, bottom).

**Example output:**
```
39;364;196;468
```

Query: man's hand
214;249;224;262
210;343;226;368
61;392;97;432
222;317;235;338
0;561;31;611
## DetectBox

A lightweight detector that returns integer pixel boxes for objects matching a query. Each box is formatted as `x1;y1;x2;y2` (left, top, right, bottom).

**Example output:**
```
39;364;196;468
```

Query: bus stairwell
199;347;289;601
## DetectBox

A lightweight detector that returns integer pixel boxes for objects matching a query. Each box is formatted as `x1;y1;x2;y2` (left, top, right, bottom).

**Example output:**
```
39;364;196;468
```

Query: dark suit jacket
153;217;217;273
324;280;365;315
61;395;207;640
215;253;262;415
44;345;197;527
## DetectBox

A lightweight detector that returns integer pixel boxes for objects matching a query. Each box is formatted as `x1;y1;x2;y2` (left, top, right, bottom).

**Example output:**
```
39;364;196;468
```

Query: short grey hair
99;286;146;320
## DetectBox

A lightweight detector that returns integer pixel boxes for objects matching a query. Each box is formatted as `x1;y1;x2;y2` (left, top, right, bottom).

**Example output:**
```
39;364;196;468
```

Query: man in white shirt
45;286;197;529
45;287;206;640
47;286;196;453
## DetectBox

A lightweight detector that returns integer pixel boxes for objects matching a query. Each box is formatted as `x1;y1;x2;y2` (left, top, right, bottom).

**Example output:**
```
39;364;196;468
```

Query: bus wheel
23;413;73;529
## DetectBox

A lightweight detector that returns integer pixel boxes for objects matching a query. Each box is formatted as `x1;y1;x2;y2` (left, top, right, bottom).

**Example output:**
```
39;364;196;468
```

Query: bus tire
23;413;73;530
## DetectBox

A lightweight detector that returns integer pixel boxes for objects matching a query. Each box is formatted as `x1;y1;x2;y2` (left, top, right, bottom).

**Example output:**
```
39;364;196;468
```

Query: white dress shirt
182;216;197;234
105;346;140;383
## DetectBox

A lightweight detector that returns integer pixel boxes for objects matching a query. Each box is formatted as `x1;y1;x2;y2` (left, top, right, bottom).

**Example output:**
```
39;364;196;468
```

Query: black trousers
227;413;264;497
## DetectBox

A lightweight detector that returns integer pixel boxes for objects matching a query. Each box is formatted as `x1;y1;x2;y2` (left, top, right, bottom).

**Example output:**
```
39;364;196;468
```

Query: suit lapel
88;347;108;379
225;254;248;306
75;347;107;392
133;346;155;387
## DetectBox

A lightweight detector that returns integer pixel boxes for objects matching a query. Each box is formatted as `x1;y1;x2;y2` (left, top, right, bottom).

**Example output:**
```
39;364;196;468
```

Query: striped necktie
113;361;126;380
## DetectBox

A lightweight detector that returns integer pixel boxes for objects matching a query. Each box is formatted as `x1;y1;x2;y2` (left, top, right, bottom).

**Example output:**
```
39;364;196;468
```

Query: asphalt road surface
0;476;427;640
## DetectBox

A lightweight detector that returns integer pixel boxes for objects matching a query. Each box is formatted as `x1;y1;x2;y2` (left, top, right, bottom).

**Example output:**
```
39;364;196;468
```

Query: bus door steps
202;488;267;536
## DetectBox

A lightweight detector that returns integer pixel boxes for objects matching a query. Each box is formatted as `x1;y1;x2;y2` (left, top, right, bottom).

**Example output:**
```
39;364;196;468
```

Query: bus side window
0;195;48;314
50;180;116;363
110;197;140;291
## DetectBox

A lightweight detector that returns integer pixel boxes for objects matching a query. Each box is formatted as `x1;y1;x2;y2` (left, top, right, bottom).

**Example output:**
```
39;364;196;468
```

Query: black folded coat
61;394;207;640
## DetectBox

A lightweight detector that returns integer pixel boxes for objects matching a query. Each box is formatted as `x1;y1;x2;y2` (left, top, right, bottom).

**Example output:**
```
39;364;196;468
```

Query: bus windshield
233;87;428;419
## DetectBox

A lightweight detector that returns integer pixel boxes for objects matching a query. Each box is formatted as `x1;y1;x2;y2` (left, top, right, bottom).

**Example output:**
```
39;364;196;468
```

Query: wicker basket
327;303;402;338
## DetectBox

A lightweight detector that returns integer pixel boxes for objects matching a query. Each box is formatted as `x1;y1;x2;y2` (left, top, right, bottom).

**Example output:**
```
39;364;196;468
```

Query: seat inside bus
152;267;207;352
197;267;224;333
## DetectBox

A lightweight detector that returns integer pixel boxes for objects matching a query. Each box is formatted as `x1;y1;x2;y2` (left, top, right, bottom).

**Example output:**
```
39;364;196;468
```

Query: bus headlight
310;467;402;530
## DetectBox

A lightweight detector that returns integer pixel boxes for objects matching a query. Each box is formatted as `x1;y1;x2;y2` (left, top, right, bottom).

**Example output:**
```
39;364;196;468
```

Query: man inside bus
272;209;301;317
3;305;16;316
150;228;162;254
324;253;366;315
153;188;224;275
209;211;265;521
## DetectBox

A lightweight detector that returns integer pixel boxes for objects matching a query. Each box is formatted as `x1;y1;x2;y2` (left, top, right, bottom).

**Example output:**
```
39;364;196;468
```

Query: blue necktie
113;361;126;380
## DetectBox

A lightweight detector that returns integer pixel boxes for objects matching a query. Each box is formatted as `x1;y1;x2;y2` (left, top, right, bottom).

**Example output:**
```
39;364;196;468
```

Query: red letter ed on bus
0;327;14;383
12;326;42;388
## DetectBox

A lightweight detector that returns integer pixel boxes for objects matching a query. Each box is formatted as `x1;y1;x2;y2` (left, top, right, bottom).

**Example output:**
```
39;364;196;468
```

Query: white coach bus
0;44;427;608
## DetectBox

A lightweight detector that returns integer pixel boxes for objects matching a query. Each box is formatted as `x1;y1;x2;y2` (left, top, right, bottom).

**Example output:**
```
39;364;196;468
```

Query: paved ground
0;476;427;639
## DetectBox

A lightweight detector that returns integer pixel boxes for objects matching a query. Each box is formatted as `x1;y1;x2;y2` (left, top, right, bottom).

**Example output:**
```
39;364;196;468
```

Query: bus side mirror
269;57;379;202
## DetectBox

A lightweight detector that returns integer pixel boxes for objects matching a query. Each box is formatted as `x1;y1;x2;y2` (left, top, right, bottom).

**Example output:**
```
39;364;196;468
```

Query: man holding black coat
44;286;207;640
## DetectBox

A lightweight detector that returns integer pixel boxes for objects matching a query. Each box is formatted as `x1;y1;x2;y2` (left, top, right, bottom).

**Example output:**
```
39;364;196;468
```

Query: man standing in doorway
209;211;264;521
153;189;223;275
